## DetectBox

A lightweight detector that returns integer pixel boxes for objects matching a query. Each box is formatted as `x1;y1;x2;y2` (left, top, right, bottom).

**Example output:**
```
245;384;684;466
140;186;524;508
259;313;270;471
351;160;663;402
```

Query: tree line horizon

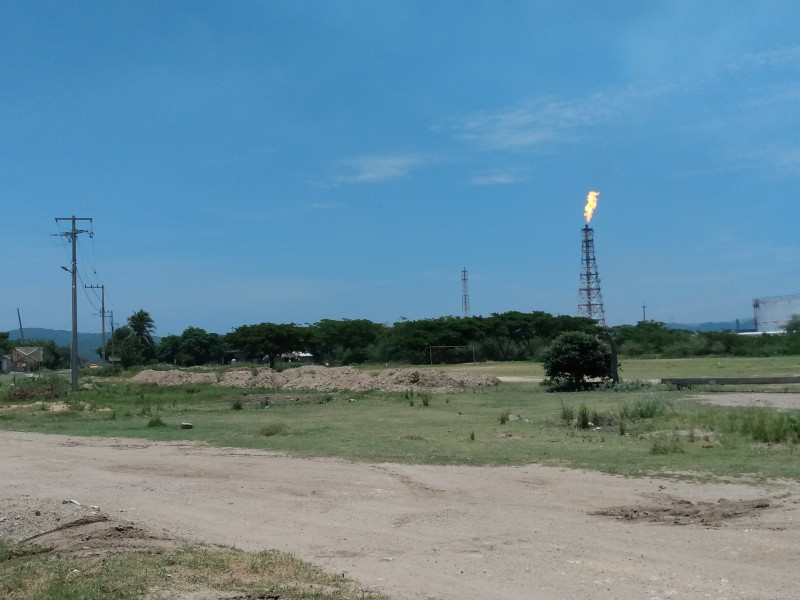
4;310;799;371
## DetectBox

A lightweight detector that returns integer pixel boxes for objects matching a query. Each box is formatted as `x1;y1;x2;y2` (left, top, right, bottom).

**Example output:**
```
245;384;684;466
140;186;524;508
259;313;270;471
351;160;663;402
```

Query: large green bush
542;331;613;390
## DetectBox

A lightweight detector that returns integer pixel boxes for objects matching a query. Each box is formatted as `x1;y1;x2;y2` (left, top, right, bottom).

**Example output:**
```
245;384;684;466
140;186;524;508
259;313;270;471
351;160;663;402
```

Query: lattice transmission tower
577;224;606;326
461;267;470;318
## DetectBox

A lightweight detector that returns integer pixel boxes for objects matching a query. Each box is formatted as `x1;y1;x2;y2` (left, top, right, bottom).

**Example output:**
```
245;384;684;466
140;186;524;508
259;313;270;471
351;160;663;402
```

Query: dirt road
2;431;799;599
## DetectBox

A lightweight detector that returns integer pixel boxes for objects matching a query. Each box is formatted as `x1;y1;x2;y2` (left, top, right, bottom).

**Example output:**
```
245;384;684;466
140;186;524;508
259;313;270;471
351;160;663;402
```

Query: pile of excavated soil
19;514;177;558
0;496;175;558
130;365;498;393
590;495;771;526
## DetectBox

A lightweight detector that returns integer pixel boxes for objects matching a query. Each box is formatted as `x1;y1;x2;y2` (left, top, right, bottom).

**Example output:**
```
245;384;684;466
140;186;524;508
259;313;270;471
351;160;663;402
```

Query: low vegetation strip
662;376;800;386
0;508;386;600
3;369;800;480
0;540;384;600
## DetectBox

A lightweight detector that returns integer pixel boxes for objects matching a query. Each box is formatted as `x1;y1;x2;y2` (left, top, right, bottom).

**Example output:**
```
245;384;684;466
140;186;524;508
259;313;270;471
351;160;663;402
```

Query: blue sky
2;1;799;335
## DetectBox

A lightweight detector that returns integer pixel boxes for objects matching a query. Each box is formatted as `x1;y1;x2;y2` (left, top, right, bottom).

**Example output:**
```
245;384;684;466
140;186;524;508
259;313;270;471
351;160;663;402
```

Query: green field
3;358;800;600
2;357;800;482
426;355;800;380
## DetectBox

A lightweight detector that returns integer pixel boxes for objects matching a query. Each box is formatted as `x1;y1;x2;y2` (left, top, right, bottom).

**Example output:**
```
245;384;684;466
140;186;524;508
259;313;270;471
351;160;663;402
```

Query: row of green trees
6;311;800;371
612;320;800;358
98;310;601;368
0;332;70;370
112;311;800;368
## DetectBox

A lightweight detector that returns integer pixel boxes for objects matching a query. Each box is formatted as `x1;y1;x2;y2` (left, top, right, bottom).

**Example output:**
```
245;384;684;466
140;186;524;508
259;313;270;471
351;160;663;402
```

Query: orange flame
584;190;600;223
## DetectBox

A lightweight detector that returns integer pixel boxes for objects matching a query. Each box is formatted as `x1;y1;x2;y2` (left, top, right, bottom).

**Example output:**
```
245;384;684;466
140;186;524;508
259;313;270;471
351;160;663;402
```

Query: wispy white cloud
331;154;424;184
446;86;666;151
740;86;800;108
469;169;526;186
671;144;800;180
729;45;800;72
721;144;800;177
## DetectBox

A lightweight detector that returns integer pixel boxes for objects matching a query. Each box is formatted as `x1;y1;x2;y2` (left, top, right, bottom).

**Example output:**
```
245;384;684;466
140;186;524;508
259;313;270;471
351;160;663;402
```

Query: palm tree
127;309;156;360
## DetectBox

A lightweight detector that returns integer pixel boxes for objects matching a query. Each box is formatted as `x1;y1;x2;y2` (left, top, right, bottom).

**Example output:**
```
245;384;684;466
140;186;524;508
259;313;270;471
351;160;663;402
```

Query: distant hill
665;319;756;333
7;328;103;362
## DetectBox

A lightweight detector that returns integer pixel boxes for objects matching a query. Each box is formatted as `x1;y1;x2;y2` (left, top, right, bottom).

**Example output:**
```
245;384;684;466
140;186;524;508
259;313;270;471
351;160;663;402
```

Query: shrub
260;422;290;437
90;364;123;377
6;374;69;402
499;410;510;425
147;416;166;427
231;400;243;411
560;401;575;427
731;408;800;444
650;432;684;454
542;331;613;390
620;395;667;421
576;404;591;429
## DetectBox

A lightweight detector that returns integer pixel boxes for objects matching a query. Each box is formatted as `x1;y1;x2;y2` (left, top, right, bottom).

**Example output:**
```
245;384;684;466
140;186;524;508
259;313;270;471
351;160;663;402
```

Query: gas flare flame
584;190;600;223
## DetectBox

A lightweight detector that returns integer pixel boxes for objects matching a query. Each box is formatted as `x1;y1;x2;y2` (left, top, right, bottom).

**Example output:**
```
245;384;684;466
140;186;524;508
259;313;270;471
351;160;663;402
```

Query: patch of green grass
260;421;290;437
0;541;387;600
2;373;800;481
650;432;685;454
616;356;800;380
620;395;669;420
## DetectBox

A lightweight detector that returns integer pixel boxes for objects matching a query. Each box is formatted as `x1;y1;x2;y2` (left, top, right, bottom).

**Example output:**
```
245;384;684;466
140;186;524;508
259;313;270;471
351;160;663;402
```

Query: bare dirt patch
688;392;800;410
131;365;499;393
3;431;800;599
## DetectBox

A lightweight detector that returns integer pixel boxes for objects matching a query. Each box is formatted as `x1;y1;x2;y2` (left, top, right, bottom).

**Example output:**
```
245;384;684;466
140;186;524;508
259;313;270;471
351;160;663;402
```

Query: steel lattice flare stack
577;191;606;327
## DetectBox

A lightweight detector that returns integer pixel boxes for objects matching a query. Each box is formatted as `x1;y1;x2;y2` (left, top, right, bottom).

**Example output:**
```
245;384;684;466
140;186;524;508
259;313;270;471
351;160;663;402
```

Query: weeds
5;374;69;402
619;395;668;421
0;541;386;600
559;401;575;427
499;410;510;425
147;416;166;428
260;421;290;437
576;405;590;429
231;400;243;411
725;408;800;444
650;432;684;454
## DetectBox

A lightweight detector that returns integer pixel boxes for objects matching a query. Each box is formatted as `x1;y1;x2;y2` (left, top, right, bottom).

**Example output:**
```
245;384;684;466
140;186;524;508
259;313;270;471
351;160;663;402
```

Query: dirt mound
131;370;219;386
20;513;177;558
591;497;771;526
130;365;498;393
